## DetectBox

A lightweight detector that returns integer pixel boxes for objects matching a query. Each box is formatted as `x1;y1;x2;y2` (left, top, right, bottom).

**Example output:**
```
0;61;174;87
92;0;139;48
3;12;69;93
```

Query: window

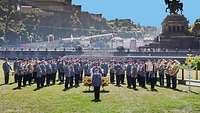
181;26;185;31
177;26;180;32
173;26;176;32
168;26;172;32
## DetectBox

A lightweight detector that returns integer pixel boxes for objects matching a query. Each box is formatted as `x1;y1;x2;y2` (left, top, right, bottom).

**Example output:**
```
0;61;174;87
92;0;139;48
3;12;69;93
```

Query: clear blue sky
73;0;200;27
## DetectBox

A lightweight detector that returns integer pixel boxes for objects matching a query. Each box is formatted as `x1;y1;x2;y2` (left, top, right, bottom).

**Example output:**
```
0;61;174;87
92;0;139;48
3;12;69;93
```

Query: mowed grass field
0;62;200;113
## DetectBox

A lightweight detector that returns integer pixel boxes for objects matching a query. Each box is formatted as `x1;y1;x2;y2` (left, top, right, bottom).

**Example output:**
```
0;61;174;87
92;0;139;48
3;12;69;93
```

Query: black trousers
46;74;51;86
27;73;32;85
150;75;156;89
65;76;73;88
17;75;22;88
110;72;115;84
4;72;9;84
65;77;69;89
146;72;150;84
51;72;56;84
131;77;137;89
171;76;177;89
116;74;121;86
22;74;27;86
94;86;100;100
80;70;83;82
69;76;73;87
138;74;141;86
75;74;80;86
41;75;45;87
14;74;18;83
127;75;131;87
58;72;64;83
36;77;42;88
140;76;146;88
33;72;37;83
159;72;164;87
120;74;125;84
166;74;171;88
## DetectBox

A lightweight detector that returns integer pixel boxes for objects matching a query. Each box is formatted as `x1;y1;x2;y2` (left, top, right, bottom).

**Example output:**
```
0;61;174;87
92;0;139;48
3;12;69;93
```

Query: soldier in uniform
145;60;153;84
109;60;115;84
92;68;102;102
58;60;65;84
114;61;122;87
46;60;52;86
13;58;19;83
120;61;126;84
69;62;75;87
64;61;70;90
51;60;57;85
2;58;12;84
158;59;166;87
126;60;132;88
74;60;81;87
17;60;23;89
36;61;42;89
165;60;172;88
170;60;180;89
150;61;158;91
137;60;146;88
27;60;33;85
100;60;109;77
22;60;28;86
40;60;47;87
33;60;37;83
83;60;91;77
131;61;138;90
79;58;84;82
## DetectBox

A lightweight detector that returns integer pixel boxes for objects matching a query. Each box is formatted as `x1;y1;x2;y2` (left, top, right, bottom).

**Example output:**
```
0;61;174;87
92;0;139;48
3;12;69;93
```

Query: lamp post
186;54;192;93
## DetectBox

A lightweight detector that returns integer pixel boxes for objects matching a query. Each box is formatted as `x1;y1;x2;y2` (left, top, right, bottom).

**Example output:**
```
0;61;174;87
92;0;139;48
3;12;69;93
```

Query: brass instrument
169;65;179;76
168;60;180;76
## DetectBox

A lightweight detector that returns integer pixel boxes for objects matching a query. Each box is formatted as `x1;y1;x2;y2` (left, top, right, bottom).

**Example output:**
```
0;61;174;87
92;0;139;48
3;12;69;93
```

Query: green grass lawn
0;65;200;113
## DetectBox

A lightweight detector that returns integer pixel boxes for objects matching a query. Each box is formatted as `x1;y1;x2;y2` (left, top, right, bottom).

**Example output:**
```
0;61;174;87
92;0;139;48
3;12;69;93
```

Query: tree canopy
0;1;40;45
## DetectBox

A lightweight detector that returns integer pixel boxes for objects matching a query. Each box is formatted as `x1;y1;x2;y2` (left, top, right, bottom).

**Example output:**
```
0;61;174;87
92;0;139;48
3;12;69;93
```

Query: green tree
192;18;200;37
0;1;40;44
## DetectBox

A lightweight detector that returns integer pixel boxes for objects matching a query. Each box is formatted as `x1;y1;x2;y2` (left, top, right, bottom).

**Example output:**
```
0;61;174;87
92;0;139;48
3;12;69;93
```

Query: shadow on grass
91;99;101;103
0;82;15;86
190;91;199;95
33;87;41;91
9;82;16;85
13;87;22;90
82;90;110;93
172;88;199;94
0;83;5;86
63;87;74;91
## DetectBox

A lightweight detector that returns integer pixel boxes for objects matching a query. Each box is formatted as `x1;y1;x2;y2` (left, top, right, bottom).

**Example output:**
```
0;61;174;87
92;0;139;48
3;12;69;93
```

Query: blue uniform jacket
92;72;102;87
3;62;12;73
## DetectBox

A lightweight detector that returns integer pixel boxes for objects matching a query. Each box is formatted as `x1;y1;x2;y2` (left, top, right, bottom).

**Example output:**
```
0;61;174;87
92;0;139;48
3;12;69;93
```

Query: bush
187;55;200;70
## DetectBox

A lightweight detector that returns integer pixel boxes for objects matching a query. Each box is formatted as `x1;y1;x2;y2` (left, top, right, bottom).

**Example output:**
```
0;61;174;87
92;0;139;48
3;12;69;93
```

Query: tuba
169;64;179;76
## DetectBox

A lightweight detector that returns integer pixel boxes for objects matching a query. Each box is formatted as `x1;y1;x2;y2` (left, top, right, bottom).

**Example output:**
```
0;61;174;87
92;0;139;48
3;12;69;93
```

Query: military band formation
2;57;180;101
